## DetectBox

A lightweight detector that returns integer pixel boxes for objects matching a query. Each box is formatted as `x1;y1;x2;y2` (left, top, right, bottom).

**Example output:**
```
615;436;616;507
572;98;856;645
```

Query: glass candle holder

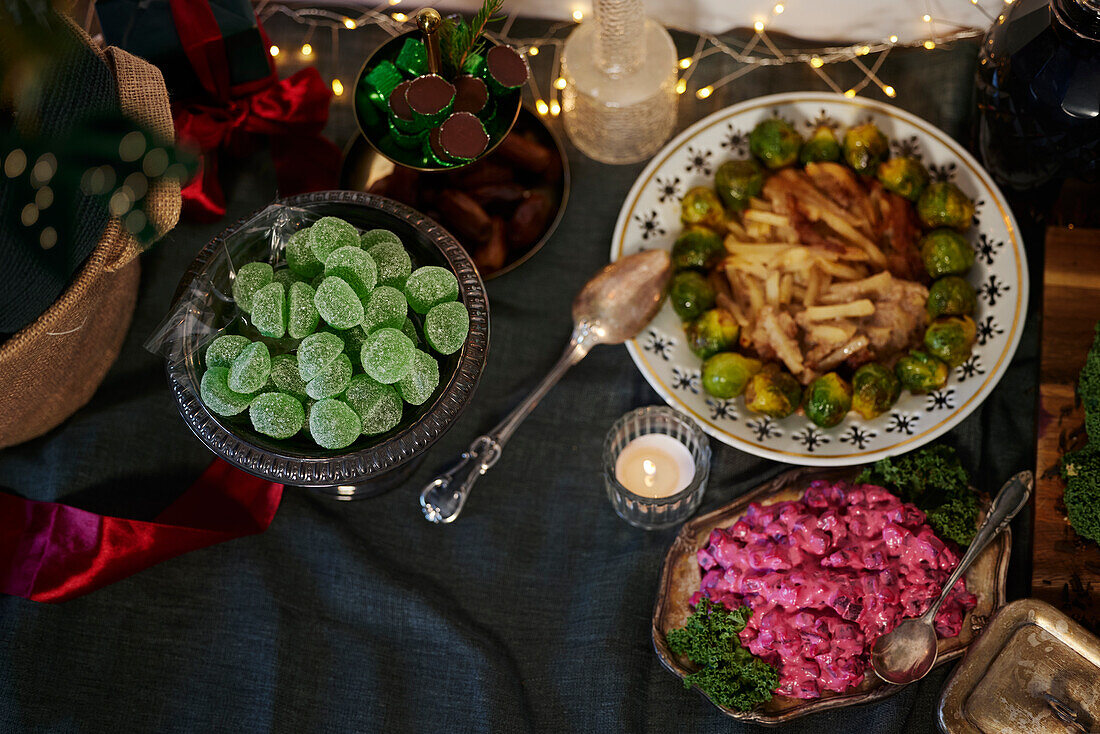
603;406;711;530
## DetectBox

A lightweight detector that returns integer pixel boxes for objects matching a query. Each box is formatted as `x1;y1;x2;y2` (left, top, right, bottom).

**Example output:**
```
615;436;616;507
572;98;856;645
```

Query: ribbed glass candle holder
603;406;711;530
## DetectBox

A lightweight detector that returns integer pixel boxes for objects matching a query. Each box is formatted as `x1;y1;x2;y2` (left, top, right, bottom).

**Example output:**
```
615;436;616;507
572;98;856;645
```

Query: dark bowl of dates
354;30;524;173
342;105;568;279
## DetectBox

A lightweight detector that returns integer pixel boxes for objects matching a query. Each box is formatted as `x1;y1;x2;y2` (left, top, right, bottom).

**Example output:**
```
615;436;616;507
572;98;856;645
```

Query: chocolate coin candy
406;74;455;128
363;285;408;333
309;216;360;263
308;398;362;450
287;281;320;339
249;392;306;439
388;79;417;133
485;45;529;95
232;261;273;313
228;341;272;394
305;352;353;400
200;366;256;417
205;334;250;370
286;228;323;278
360;327;415;384
297;331;344;381
386;117;427;150
314;275;365;330
366;240;412;289
424;127;454;166
439;112;489;162
250;282;287;339
424;300;470;355
404;265;459;314
453;75;488;115
395;348;440;406
324;245;378;301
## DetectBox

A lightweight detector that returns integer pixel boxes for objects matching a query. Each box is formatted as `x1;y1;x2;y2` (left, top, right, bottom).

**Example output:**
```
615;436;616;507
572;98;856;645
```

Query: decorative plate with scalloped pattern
611;93;1027;465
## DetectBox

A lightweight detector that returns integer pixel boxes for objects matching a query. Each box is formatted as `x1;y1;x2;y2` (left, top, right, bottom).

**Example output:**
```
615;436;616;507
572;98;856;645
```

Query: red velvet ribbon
169;0;341;221
0;460;283;603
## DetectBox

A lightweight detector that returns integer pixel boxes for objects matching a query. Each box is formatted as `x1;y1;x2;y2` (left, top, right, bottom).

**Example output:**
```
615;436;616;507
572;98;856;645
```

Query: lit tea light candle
614;434;695;498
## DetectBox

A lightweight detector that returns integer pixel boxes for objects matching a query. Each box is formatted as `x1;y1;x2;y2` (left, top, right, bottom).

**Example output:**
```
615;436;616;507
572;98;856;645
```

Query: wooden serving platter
1031;225;1100;632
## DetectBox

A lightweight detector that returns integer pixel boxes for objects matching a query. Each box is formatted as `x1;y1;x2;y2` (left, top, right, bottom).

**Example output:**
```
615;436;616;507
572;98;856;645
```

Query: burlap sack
0;22;182;449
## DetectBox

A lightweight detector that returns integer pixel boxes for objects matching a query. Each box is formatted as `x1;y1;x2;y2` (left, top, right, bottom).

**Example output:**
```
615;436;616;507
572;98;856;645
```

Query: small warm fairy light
392;12;407;22
332;78;344;96
572;9;584;21
844;88;857;98
535;99;549;115
773;3;784;13
678;57;692;69
554;77;567;90
997;13;1005;22
697;85;713;99
889;35;899;43
549;100;561;116
753;20;765;32
923;13;932;21
858;45;870;55
527;46;539;56
883;85;896;97
810;56;824;68
388;0;401;5
1005;0;1014;4
269;45;280;57
343;18;357;29
301;43;313;56
924;39;936;49
971;0;979;4
675;78;687;94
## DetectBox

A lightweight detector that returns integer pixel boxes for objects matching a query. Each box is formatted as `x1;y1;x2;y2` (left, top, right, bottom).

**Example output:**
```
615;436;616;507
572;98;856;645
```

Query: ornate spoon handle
419;324;599;523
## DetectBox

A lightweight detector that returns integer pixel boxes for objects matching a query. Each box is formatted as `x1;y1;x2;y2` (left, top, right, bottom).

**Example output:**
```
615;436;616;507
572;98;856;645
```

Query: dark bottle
976;0;1100;192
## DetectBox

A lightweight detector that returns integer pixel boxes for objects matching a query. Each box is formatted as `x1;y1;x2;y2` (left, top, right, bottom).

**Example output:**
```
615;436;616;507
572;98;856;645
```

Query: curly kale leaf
666;598;778;711
1060;323;1100;546
925;493;980;547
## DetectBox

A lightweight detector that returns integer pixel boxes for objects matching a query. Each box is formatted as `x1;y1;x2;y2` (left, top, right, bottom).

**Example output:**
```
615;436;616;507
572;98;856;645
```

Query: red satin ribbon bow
1;461;283;603
169;0;341;221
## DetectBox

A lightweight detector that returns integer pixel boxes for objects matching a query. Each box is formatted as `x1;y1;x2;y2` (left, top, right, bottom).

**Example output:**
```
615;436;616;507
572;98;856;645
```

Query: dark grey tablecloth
0;16;1040;734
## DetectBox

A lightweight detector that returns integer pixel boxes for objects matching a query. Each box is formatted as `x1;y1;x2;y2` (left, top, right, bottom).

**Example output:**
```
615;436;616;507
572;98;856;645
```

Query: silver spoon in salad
419;248;673;524
870;470;1033;685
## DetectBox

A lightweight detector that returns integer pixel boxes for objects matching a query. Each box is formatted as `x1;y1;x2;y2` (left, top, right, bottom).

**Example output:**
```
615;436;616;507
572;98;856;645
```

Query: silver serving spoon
419;249;673;523
870;470;1033;685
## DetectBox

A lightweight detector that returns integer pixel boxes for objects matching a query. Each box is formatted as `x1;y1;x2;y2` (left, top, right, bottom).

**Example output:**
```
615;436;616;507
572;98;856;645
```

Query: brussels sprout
876;156;929;201
799;125;841;165
680;186;726;230
687;309;741;360
920;229;975;278
916;182;975;230
924;315;977;368
669;271;717;321
671;226;725;272
842;123;889;175
714;159;765;212
895;350;949;393
745;364;802;419
851;363;901;420
749;118;803;170
804;372;853;428
926;275;977;318
702;352;761;398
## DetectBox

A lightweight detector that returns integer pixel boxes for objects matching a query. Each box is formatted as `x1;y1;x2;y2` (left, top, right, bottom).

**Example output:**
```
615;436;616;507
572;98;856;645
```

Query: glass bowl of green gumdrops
164;191;489;499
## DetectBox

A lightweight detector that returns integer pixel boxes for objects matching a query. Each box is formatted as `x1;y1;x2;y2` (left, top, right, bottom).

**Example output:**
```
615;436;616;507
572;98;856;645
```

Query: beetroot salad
690;479;976;699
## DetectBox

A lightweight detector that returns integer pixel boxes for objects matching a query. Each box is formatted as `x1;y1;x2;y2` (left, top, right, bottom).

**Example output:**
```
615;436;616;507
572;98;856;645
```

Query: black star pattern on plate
806;110;839;131
685;146;713;176
671;367;701;394
973;233;1002;266
747;416;781;441
792;426;830;453
885;411;918;435
928;162;957;183
655;175;682;204
890;136;921;160
926;388;956;411
838;425;876;450
975;315;1004;346
642;329;674;361
956;354;985;382
971;199;985;228
633;210;665;240
720;124;749;156
977;274;1009;307
706;398;737;421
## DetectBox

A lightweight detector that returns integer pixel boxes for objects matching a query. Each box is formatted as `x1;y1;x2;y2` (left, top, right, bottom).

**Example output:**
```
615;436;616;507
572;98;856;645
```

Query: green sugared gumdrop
250;282;286;338
359;229;401;249
401;317;421;345
270;354;309;401
337;325;369;367
297;331;344;381
324;246;378;300
344;374;403;435
310;273;325;290
249;392;305;439
404;266;459;314
309;217;360;263
205;334;250;370
286;228;323;278
232;262;273;313
272;268;304;288
395;349;440;406
424;301;470;355
363;285;408;333
200;366;256;416
360;327;414;384
306;353;353;400
366;240;412;289
287;281;320;339
314;276;364;330
228;341;271;393
309;398;362;450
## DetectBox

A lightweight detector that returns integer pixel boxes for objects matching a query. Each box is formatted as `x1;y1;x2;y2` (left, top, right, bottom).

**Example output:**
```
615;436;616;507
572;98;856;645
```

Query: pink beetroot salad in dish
689;480;977;700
